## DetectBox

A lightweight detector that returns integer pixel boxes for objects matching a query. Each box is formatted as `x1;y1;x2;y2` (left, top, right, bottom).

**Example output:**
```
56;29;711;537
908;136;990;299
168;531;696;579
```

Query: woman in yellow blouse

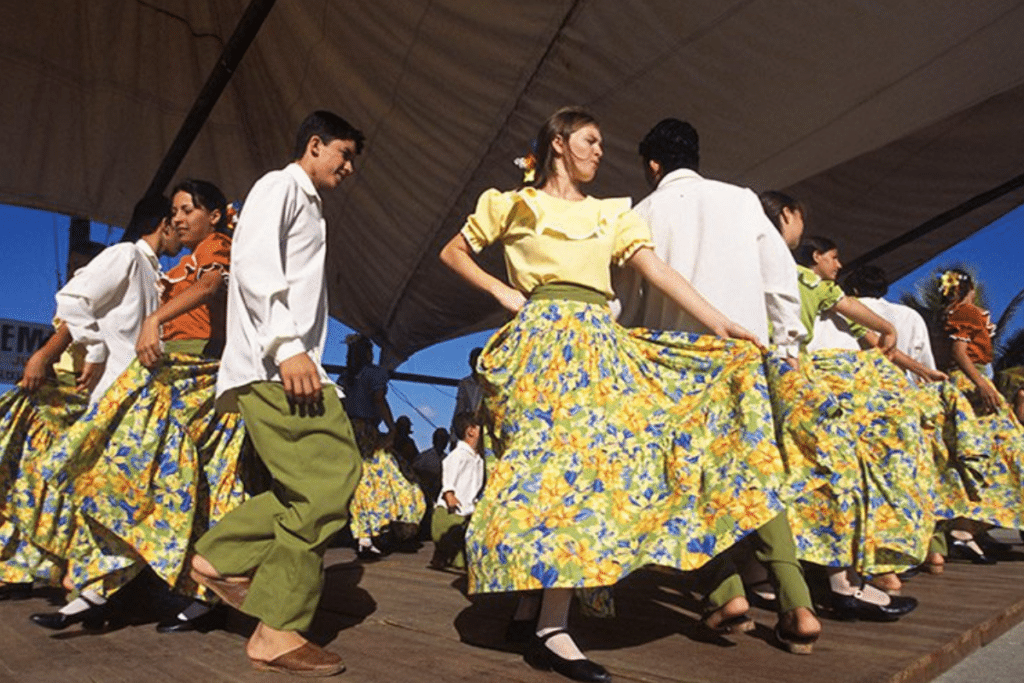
441;107;800;682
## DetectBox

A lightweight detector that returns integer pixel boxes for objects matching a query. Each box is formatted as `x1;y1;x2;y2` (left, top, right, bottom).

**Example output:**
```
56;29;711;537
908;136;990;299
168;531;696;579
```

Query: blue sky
1;201;1022;451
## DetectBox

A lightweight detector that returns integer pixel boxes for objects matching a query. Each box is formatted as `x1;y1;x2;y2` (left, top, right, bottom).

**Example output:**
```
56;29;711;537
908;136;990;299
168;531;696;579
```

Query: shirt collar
657;167;703;189
284;162;322;206
134;239;161;271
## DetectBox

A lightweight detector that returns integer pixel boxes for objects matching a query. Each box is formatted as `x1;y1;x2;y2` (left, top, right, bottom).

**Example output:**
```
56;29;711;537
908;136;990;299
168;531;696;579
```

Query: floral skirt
787;349;936;574
927;369;1024;529
0;377;87;584
14;342;250;596
349;448;426;539
465;294;818;594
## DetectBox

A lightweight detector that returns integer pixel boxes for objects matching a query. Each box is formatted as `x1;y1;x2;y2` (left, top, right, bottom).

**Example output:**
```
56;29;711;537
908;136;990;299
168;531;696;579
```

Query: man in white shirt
55;195;181;404
191;111;364;677
430;411;485;571
616;118;820;652
842;265;937;383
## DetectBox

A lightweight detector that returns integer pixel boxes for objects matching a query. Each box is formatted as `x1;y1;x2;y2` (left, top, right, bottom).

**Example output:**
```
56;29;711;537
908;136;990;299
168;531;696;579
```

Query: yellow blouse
460;187;653;299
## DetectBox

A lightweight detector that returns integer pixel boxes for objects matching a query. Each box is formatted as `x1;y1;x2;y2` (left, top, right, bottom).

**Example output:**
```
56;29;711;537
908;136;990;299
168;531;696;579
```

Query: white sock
58;588;106;616
536;588;585;661
827;568;889;606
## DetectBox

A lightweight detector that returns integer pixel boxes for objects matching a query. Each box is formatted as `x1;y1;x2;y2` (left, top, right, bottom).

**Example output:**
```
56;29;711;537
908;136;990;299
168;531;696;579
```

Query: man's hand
76;361;105;394
135;316;163;368
280;352;322;407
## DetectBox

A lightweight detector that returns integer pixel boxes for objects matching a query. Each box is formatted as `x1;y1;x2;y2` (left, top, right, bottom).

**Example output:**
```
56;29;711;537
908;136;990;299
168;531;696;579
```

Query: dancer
761;196;929;616
616;118;819;653
190;110;365;677
442;106;800;682
27;180;249;633
0;196;180;608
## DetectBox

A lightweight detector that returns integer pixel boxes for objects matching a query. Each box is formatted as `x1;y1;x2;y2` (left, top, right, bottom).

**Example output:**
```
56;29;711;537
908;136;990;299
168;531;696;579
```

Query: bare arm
833;297;897;357
136;270;225;368
950;339;1003;413
862;330;947;383
624;248;762;345
374;387;396;433
440;234;526;314
19;324;72;392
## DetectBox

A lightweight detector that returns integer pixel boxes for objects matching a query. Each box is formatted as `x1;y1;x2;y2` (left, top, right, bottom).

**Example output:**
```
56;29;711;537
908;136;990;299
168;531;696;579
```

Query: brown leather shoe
250;642;345;677
189;569;251;610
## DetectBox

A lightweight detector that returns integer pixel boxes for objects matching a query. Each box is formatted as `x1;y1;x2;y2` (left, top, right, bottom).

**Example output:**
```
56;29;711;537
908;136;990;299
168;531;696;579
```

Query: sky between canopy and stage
1;202;1021;451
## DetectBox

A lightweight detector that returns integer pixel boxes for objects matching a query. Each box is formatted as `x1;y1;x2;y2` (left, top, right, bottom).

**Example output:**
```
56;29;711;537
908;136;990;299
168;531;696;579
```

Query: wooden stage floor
2;541;1024;683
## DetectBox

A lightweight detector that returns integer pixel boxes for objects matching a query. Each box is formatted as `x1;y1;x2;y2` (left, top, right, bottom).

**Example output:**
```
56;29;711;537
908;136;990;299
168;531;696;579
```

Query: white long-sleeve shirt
436;439;485;516
616;169;804;357
54;239;161;404
216;163;336;406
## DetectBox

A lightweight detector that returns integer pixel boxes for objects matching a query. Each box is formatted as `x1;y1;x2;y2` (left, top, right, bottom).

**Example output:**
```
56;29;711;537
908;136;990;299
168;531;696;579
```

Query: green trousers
194;382;361;631
430;507;469;569
706;511;813;615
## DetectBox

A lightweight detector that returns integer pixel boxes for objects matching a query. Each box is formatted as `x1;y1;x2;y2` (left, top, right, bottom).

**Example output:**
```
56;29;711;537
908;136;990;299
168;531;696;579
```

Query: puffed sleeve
944;304;986;343
460;189;515;253
191;232;232;279
611;209;654;267
797;267;845;315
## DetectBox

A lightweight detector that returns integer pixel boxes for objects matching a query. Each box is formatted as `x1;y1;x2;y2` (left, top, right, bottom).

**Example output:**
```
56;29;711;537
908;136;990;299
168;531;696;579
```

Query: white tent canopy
3;0;1023;359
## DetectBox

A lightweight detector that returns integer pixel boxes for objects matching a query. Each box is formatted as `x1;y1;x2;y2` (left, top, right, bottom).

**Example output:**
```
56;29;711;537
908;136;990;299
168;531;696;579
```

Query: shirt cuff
83;341;108;364
273;338;308;365
776;340;801;359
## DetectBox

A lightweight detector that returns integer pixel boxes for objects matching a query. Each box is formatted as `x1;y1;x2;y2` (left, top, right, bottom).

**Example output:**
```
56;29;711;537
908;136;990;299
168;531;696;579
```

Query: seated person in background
430;412;484;571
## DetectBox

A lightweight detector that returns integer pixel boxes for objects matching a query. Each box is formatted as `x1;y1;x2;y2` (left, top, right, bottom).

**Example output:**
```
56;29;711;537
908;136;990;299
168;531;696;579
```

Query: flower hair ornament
938;269;968;298
514;140;539;184
225;201;242;232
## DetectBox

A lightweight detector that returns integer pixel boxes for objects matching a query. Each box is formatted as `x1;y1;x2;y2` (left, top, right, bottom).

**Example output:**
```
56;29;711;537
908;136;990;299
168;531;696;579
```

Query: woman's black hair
759;190;805;233
344;335;374;392
938;268;975;308
171;179;229;232
792;235;838;268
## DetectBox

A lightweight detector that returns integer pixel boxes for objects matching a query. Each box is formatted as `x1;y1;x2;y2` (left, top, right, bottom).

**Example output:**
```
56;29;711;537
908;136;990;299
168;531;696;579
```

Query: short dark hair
121;194;171;242
842;265;888;298
292;110;365;160
759;190;804;233
638;118;699;174
171;179;229;232
792;235;838;268
451;411;479;441
469;347;483;370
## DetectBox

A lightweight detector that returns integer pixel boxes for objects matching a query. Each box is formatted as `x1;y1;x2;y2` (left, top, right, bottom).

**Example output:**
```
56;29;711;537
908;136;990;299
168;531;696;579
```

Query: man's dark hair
638;118;699;174
121;194;171;243
431;427;449;452
842;265;888;298
293;110;365;160
451;411;479;441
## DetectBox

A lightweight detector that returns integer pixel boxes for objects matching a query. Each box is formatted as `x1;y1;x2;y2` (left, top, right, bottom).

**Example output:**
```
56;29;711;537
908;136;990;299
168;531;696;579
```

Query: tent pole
145;0;278;197
845;170;1024;271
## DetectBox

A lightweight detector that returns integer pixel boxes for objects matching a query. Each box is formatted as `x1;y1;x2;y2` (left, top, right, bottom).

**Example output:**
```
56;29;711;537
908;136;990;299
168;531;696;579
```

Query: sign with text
0;319;53;385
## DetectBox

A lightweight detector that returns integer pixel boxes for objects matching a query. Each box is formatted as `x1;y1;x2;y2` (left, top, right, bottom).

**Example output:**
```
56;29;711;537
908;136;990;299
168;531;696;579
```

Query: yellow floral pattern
12;352;249;597
349;448;426;539
465;299;835;594
787;349;937;574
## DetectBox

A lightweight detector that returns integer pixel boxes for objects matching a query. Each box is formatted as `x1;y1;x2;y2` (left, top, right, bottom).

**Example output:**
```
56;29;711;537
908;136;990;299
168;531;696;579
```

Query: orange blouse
160;232;231;342
944;299;995;365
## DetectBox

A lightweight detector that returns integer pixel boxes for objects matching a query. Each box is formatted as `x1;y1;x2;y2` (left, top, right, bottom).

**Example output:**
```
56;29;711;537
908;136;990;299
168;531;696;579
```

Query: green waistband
164;338;218;358
529;283;608;306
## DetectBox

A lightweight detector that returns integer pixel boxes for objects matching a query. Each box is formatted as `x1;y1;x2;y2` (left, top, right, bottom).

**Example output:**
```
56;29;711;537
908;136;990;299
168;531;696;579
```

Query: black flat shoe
976;533;1011;556
524;629;611;683
0;582;32;601
156;606;226;633
950;539;997;565
30;602;107;631
830;592;917;622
